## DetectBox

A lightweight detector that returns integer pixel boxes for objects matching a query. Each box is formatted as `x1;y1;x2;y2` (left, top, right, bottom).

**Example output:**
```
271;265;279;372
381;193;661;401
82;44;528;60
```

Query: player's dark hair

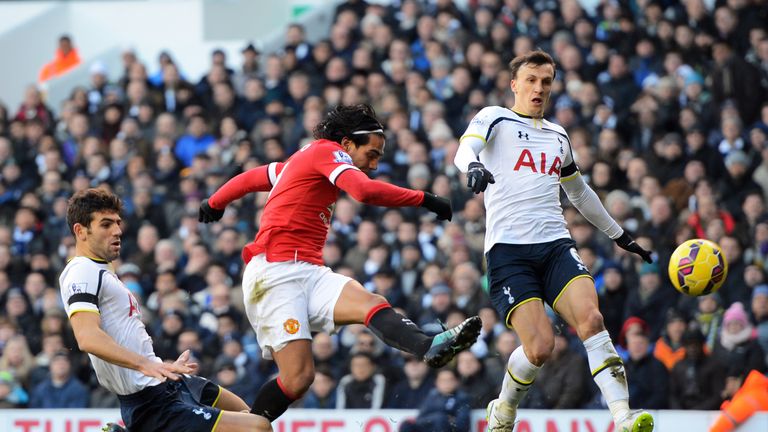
66;188;123;235
509;49;557;80
313;103;384;147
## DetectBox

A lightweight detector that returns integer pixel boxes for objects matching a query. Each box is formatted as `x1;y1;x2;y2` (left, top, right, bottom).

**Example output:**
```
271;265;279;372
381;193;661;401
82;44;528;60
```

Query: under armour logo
558;137;564;155
193;408;212;420
503;286;515;304
518;131;529;140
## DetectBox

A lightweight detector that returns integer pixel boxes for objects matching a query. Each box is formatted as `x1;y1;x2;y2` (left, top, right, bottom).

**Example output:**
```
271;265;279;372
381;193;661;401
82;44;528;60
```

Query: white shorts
241;254;352;360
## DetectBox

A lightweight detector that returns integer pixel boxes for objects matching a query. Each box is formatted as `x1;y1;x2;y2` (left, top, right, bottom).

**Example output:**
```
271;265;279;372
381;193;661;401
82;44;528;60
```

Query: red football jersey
210;139;425;266
244;139;367;265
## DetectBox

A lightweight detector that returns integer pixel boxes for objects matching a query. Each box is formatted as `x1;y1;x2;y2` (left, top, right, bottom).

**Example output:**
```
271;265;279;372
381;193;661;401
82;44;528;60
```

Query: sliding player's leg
331;278;481;367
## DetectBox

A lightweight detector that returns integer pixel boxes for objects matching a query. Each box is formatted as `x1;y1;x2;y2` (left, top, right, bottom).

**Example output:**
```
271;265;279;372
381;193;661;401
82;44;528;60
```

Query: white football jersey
59;256;162;395
459;106;578;251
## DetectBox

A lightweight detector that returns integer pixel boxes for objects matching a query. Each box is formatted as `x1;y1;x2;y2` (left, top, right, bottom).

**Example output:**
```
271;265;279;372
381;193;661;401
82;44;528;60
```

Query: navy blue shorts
118;375;223;432
486;238;593;326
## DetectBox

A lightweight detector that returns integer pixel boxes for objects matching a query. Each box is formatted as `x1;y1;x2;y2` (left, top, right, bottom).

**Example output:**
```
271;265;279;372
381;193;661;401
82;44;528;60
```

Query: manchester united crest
283;318;300;334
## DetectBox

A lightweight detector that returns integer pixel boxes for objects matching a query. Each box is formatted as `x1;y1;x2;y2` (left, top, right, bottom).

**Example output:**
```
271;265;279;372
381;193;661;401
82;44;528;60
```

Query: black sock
366;304;432;358
250;377;295;421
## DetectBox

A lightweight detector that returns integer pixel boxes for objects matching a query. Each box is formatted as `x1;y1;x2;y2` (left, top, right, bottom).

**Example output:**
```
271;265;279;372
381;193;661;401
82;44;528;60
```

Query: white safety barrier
0;408;767;431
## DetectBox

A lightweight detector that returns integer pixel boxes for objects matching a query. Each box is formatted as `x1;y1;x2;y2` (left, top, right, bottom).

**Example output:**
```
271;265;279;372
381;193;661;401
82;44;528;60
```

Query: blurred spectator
399;368;470;432
300;365;337;409
0;334;34;387
455;350;496;409
626;331;669;409
670;329;725;409
38;35;81;83
624;262;675;339
695;293;725;352
29;352;88;408
0;370;28;408
712;302;766;380
653;309;688;371
386;353;433;408
336;352;386;409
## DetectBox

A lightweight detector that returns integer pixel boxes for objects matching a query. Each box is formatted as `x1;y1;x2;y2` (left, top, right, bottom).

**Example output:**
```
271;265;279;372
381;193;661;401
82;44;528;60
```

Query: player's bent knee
526;338;554;365
282;369;315;397
577;308;605;339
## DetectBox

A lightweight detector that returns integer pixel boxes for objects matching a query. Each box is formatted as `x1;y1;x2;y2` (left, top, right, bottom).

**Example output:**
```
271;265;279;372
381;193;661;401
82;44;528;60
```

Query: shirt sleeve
456;107;501;171
208;162;285;209
312;143;362;185
60;264;106;318
335;168;424;207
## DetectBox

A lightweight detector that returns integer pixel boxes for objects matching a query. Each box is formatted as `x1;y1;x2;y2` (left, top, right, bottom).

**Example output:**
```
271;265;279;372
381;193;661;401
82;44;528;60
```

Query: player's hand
199;199;225;223
615;232;653;263
466;162;495;194
138;358;193;382
173;349;199;375
421;192;452;221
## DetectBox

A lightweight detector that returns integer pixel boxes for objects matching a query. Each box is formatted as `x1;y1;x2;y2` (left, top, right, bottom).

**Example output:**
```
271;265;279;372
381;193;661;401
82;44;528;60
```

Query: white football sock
499;346;540;407
584;330;630;423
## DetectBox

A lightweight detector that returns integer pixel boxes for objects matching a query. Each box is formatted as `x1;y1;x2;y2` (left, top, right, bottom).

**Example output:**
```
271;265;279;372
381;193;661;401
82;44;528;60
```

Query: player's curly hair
313;104;385;147
66;188;123;235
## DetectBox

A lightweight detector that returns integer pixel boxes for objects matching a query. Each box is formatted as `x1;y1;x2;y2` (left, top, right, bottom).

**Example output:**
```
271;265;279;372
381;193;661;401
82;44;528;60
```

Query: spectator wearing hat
616;317;651;361
625;261;676;339
29;351;88;408
232;43;261;97
669;329;726;409
712;302;766;380
654;309;689;371
626;327;669;409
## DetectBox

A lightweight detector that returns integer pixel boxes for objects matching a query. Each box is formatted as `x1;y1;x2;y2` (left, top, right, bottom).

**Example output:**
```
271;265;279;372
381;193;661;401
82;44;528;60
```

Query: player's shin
584;330;630;423
250;377;296;422
365;304;432;358
499;345;540;406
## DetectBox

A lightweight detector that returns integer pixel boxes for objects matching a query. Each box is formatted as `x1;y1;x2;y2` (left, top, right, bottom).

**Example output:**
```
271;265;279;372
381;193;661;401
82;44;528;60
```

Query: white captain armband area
59;258;106;318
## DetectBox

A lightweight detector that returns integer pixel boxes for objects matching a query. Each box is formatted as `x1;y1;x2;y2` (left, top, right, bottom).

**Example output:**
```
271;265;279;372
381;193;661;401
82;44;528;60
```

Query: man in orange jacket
38;35;81;82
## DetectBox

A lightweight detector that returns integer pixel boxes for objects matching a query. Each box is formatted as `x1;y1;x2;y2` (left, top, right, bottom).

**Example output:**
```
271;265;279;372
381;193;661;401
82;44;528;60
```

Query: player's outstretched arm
200;162;285;223
335;169;452;220
560;171;653;262
70;311;194;381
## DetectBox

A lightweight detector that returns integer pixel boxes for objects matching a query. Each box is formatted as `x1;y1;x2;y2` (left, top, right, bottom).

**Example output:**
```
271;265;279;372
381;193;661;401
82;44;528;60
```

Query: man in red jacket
199;104;481;422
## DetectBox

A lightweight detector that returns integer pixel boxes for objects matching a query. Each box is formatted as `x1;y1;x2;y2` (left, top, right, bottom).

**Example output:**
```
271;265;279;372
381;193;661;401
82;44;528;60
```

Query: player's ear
510;78;517;93
340;137;353;152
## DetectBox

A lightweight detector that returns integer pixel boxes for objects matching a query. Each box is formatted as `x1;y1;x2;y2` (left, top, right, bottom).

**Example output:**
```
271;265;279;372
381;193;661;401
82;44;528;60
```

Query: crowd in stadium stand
1;0;768;422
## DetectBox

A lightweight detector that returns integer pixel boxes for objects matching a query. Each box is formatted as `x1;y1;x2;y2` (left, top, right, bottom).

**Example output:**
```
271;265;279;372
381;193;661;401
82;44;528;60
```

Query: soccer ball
668;239;728;296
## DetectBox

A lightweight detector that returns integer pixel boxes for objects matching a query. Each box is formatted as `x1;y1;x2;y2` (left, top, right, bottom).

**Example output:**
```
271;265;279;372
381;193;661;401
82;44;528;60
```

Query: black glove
421;192;452;221
199;199;225;223
466;162;495;194
615;232;653;263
